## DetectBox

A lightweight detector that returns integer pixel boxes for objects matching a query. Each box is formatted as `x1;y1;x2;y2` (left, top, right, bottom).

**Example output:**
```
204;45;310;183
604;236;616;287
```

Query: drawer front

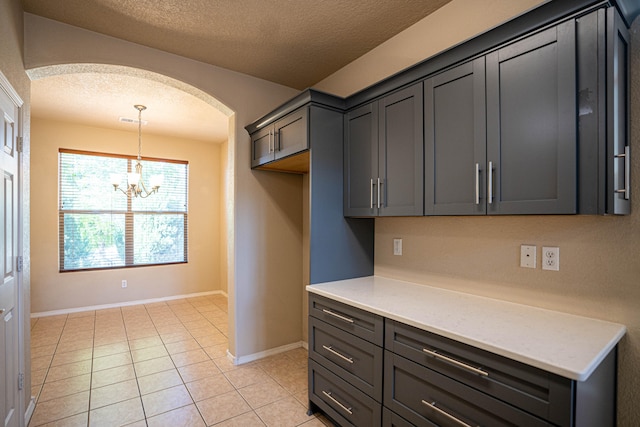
384;351;551;427
309;294;384;346
310;317;383;401
309;359;382;427
385;320;572;425
383;408;429;427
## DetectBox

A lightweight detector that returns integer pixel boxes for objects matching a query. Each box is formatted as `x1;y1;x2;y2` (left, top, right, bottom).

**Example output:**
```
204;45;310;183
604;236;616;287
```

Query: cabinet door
425;58;486;215
486;21;577;214
250;126;274;168
344;102;378;217
607;7;630;214
379;83;424;216
275;106;309;160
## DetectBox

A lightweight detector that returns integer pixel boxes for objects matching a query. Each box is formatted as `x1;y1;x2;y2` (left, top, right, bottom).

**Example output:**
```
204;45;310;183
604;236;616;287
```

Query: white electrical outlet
542;247;560;271
393;238;403;256
520;245;536;268
121;280;128;288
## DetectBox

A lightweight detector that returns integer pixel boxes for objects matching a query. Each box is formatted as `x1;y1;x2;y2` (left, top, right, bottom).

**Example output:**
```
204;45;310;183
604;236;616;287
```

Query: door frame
0;70;27;427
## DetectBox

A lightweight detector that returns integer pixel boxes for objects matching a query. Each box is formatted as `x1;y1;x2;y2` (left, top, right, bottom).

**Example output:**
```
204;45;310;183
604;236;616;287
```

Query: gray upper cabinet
344;83;423;217
250;106;308;169
424;58;487;215
425;21;578;216
344;102;378;217
486;21;577;214
607;8;630;214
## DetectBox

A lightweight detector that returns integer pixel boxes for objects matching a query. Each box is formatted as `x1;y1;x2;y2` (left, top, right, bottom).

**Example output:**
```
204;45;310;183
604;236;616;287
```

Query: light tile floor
29;294;334;427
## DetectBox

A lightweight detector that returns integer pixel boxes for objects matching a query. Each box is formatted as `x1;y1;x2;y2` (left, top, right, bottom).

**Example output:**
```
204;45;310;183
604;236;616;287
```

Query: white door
0;74;21;427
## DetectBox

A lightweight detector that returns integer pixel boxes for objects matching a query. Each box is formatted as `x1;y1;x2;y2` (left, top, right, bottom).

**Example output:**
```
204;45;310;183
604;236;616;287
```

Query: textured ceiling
21;0;452;90
30;72;229;144
22;0;451;143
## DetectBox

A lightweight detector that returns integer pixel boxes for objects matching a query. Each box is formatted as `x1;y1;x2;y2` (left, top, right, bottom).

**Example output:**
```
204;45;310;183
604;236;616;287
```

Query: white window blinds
59;149;188;272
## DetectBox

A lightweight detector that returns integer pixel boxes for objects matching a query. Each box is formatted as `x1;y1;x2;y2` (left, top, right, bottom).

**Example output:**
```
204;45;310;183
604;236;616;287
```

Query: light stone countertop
306;275;626;381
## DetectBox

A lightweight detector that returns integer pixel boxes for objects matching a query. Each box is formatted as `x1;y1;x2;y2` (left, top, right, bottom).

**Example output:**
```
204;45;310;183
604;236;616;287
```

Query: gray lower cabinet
308;294;383;426
344;83;423;217
384;320;616;427
308;294;618;427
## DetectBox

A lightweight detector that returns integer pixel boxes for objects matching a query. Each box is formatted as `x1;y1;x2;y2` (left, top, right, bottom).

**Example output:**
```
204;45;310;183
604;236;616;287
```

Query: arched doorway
27;63;234;321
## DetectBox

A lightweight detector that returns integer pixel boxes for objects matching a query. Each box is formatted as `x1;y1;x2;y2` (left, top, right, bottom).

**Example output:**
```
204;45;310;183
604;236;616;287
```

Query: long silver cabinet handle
475;163;480;205
615;146;630;200
423;348;489;377
322;345;354;364
323;391;353;415
421;400;474;427
321;308;355;323
626;146;630;200
488;161;493;204
377;177;382;209
269;130;274;153
370;178;374;209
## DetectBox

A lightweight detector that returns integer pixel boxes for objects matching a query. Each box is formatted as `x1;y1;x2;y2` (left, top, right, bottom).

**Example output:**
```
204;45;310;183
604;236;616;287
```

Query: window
59;149;188;271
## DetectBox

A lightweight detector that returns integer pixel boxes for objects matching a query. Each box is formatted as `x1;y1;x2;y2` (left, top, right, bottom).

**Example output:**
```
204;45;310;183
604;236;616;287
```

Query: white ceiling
22;0;452;143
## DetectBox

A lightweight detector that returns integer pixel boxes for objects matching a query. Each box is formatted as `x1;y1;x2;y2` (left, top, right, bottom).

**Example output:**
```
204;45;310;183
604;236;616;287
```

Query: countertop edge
307;278;626;381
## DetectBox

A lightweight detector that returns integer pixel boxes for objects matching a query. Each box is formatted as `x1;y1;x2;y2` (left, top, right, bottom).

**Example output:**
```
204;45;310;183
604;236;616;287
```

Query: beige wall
219;139;229;294
1;0;33;419
316;2;640;425
30;118;223;313
23;11;303;359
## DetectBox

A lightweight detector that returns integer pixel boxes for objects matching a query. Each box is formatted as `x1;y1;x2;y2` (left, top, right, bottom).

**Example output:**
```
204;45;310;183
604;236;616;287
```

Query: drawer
385;320;572;426
309;316;383;401
309;294;384;346
309;359;382;427
384;351;551;427
383;408;427;427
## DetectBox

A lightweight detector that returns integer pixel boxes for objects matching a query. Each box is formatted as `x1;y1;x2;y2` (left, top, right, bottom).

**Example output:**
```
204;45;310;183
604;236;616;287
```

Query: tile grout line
30;296;321;427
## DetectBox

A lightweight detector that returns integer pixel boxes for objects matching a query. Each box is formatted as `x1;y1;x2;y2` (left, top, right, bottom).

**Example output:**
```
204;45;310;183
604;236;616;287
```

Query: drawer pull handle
422;400;473;427
323;390;353;415
422;348;489;377
321;308;354;323
322;345;354;364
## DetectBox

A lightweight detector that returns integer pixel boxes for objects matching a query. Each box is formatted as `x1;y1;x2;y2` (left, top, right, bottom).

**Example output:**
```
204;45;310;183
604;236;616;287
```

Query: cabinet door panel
344;103;378;217
487;22;576;214
275;107;308;160
607;7;630;214
379;83;424;216
250;126;274;167
425;58;486;215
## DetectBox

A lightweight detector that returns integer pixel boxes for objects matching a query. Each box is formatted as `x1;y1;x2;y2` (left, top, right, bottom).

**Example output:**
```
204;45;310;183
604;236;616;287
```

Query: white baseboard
302;341;308;350
24;397;35;426
227;341;305;365
31;290;227;318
